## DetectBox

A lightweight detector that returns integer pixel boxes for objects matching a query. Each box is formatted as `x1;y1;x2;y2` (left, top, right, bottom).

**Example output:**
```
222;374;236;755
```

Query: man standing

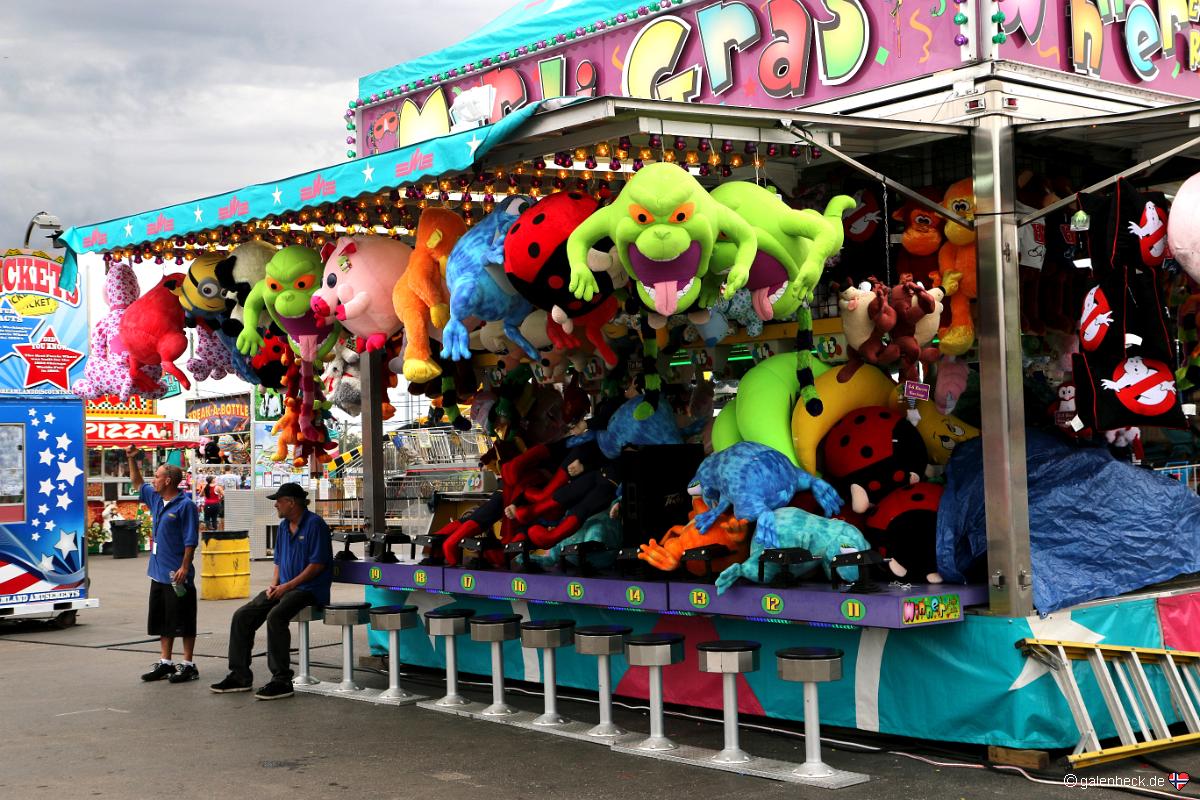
127;446;201;684
210;482;332;700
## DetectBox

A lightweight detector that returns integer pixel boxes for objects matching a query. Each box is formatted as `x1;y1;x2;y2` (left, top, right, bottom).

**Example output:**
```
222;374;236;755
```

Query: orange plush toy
638;497;752;577
392;208;467;382
936;178;978;356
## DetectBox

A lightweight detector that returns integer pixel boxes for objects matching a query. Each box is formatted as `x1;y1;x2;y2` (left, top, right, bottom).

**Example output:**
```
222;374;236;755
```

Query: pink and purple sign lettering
361;0;969;155
1001;0;1200;97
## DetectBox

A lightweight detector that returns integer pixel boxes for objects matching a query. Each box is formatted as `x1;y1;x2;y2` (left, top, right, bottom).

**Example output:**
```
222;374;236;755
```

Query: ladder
1016;638;1200;768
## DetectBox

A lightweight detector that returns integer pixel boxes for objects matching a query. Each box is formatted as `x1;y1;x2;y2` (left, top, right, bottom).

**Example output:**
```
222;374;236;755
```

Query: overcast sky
0;0;500;247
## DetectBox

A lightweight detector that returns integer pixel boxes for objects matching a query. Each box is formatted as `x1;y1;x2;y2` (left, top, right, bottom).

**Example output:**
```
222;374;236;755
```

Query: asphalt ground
1;553;1196;800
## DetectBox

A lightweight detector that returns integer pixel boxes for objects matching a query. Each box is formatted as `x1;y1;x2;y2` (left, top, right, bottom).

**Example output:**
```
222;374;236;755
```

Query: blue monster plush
441;195;539;362
595;395;683;459
691;441;842;549
715;507;870;594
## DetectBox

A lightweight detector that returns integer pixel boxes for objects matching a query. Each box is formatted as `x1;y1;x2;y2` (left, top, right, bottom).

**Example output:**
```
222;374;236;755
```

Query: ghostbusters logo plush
1100;356;1178;416
1127;201;1170;267
1079;285;1113;352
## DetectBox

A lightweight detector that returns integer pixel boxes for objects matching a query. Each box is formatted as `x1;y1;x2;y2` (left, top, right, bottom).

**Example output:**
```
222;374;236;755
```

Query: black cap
267;482;308;501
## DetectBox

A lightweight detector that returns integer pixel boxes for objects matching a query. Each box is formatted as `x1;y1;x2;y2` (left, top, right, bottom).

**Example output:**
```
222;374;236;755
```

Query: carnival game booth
56;0;1200;771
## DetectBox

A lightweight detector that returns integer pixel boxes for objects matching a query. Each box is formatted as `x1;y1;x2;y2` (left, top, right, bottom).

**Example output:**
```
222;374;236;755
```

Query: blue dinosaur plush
519;507;622;569
442;196;539;362
715;507;870;594
691;441;842;549
595;395;683;459
719;289;765;338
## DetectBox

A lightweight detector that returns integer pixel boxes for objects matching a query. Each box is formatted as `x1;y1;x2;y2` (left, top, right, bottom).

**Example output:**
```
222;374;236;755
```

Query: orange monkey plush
892;192;944;289
936;179;978;356
392;208;468;382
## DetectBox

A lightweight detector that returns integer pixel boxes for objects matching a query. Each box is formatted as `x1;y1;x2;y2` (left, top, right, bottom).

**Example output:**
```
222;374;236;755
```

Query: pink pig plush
311;236;412;351
72;261;166;401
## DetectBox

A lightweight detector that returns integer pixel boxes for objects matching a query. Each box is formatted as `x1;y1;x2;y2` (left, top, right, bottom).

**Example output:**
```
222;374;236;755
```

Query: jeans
227;589;318;685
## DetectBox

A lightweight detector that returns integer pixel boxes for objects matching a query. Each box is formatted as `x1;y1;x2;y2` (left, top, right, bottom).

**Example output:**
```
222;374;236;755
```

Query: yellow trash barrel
200;530;251;600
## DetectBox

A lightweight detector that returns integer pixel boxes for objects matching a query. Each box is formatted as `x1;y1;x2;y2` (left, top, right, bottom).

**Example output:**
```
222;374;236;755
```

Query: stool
697;640;761;764
576;625;631;738
332;531;368;561
425;608;476;705
323;602;370;692
625;633;685;751
292;605;324;686
777;647;849;780
469;613;523;716
520;619;575;726
369;605;419;701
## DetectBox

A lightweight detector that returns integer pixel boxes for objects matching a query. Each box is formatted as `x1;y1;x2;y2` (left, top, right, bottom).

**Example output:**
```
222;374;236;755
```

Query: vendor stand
57;0;1200;766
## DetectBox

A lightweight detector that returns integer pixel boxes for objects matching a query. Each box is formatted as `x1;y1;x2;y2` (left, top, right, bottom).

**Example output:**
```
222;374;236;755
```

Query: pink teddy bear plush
72;262;166;401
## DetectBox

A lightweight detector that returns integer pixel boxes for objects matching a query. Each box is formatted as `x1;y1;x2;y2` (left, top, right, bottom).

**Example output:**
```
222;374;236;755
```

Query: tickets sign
0;249;87;396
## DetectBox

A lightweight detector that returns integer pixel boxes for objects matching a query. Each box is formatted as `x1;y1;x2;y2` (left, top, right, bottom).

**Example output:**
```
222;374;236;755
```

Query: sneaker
209;675;253;693
168;663;199;683
254;681;294;701
141;661;174;682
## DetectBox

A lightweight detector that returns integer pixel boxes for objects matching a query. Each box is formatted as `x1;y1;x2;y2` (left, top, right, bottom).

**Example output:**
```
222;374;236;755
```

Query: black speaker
618;444;704;548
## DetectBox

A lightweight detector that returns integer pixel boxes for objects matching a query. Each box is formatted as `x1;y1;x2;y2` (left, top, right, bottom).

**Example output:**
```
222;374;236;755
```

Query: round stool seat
626;633;685;667
697;640;761;674
369;604;418;631
292;605;324;624
575;625;632;656
777;647;844;683
424;607;475;636
469;613;523;642
323;602;370;626
520;619;575;649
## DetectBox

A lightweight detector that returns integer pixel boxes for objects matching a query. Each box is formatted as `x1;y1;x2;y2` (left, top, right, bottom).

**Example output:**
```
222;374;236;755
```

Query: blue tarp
358;1;631;98
937;428;1200;614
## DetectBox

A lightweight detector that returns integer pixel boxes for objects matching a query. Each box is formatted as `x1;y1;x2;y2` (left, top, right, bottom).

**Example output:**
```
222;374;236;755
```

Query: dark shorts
204;504;220;528
147;580;198;637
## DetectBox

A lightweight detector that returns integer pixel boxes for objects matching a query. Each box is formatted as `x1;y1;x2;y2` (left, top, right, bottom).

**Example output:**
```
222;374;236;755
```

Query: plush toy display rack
59;1;1200;765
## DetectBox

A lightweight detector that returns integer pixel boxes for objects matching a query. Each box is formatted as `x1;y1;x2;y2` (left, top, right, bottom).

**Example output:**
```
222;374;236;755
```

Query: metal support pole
359;347;387;537
438;635;467;705
337;625;359;691
713;672;750;764
295;622;318;685
388;630;401;691
637;666;676;750
972;114;1034;617
588;654;625;737
482;641;515;716
535;649;566;725
794;682;833;777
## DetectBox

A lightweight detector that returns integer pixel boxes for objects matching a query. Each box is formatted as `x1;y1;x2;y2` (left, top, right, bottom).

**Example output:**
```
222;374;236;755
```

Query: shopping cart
391;428;489;467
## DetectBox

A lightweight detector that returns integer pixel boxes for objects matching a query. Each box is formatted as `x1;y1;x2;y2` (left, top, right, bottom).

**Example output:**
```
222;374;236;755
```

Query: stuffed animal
935;356;969;415
594;394;685;459
820;406;927;513
690;441;843;550
175;252;239;382
567;162;755;320
936;179;978;355
837;281;897;381
322;343;362;416
788;363;897;476
72;262;167;401
119;274;191;392
891;193;944;288
864;482;944;583
714;506;870;594
311;236;412;352
504;191;625;365
391;208;467;380
442;196;539;362
1104;426;1144;461
888;396;979;465
211;241;287;386
888;279;943;384
1168;172;1200;284
521;507;623;570
718;289;765;337
639;497;752;576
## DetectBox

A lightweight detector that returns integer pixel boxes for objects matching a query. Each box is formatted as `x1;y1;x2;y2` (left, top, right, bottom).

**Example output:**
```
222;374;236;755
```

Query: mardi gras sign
360;0;966;155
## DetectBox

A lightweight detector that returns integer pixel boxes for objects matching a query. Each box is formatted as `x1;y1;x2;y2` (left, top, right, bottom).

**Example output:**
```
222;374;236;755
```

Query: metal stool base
481;702;520;717
586;721;627;738
610;743;869;787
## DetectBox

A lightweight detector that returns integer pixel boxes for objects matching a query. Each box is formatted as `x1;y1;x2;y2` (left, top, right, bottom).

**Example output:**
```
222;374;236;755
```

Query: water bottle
172;578;186;597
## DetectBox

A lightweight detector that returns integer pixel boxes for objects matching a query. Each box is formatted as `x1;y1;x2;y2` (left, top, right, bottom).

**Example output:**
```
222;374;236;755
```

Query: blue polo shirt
139;483;200;586
275;509;333;605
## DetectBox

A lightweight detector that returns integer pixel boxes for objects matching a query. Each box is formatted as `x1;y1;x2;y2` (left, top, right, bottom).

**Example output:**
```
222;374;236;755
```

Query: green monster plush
709;183;855;415
568;162;756;317
567;163;757;419
236;245;341;361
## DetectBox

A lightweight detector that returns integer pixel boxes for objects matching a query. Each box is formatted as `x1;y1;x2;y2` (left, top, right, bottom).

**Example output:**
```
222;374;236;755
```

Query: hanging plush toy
837;280;897;380
891;193;944;289
887;278;943;384
210;240;287;387
177;252;239;383
936;179;978;355
1168;172;1200;283
390;208;467;380
567;162;755;321
72;261;167;401
312;235;412;352
442;196;540;362
119;274;191;392
504;190;625;366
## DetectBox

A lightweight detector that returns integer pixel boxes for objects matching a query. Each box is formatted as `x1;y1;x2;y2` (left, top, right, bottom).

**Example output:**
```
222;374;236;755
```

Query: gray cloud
0;0;502;245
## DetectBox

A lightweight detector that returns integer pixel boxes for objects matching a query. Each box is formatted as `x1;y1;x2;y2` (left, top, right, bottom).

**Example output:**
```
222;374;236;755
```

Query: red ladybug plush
821;406;928;514
503;191;622;364
864;482;943;584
